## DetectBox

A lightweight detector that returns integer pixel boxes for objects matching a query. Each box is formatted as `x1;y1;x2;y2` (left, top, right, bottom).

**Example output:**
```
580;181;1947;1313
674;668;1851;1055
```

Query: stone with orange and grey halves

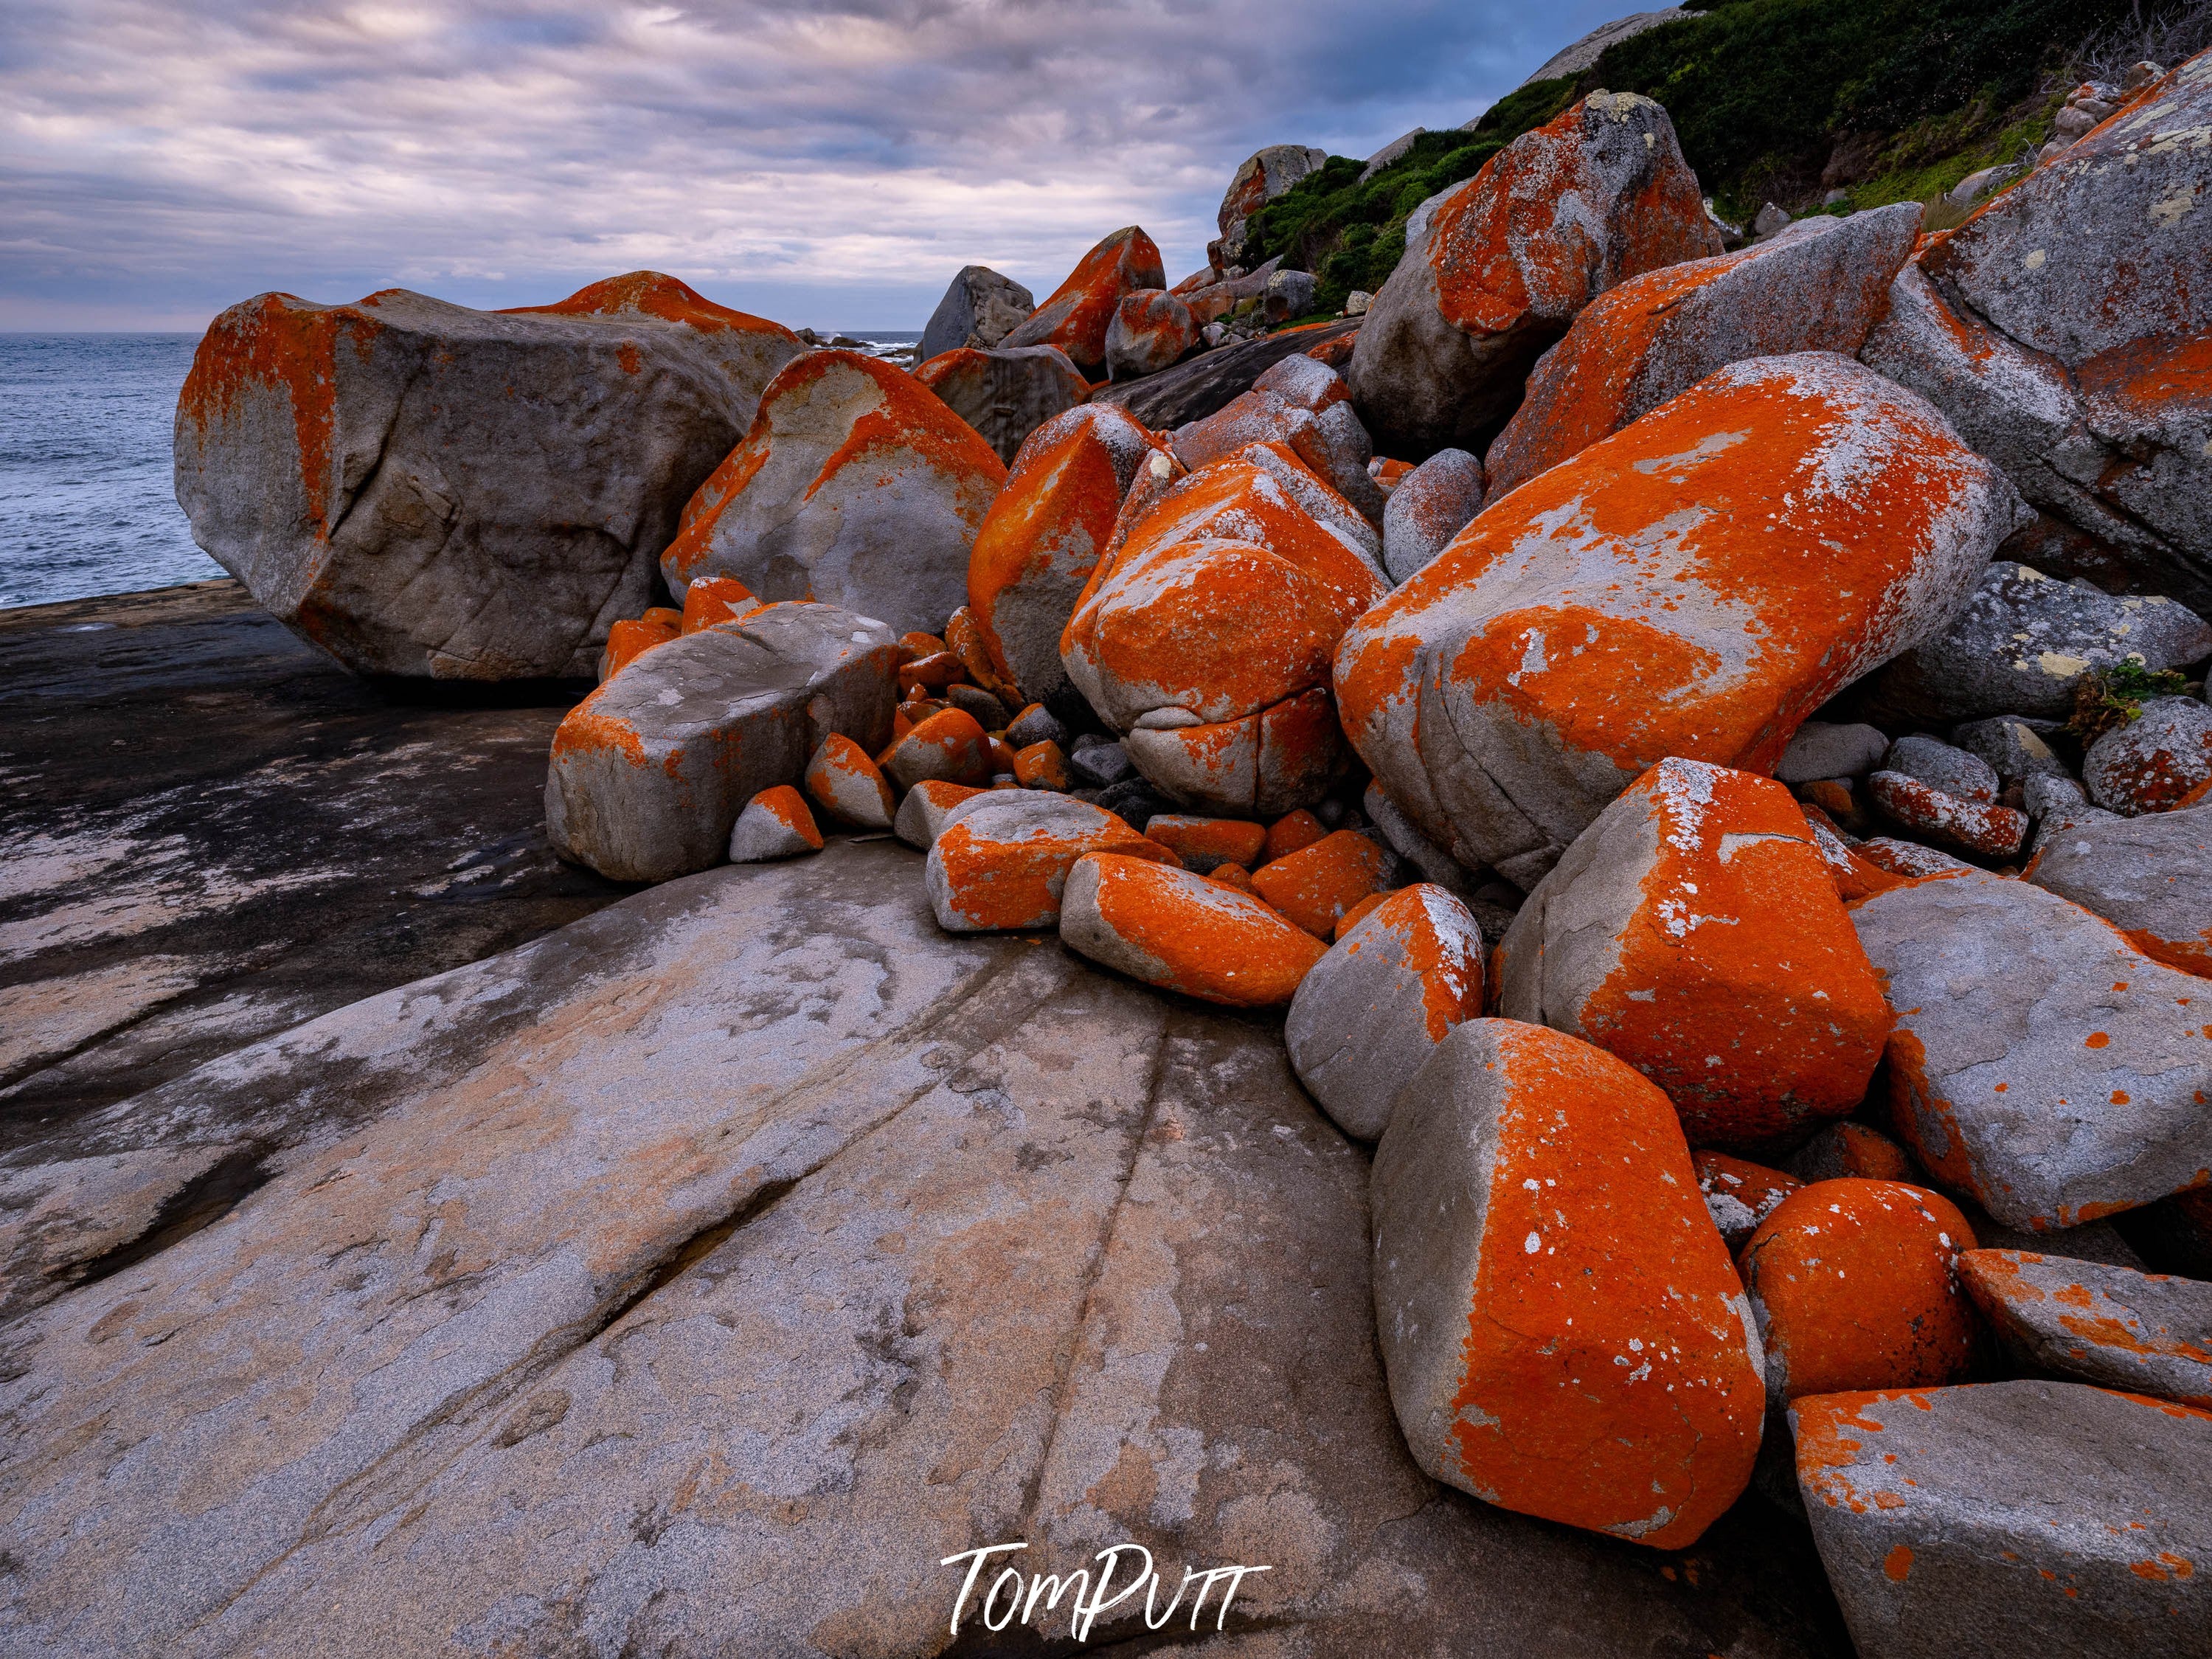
172;271;805;681
1345;92;1722;457
1493;760;1893;1151
1333;353;2027;891
2026;801;2212;976
1789;1381;2212;1658
924;793;1174;934
1851;868;2212;1231
1250;826;1396;938
1142;813;1269;873
1061;436;1387;815
1058;851;1326;1007
658;350;1006;638
964;403;1165;713
803;732;895;830
1786;1121;1920;1186
679;575;760;634
728;784;824;862
1370;1019;1765;1548
1738;1179;1978;1410
892;778;985;851
879;707;994;793
1484;203;1921;497
599;614;677;682
544;603;900;883
1694;1151;1803;1251
999;226;1167;374
1010;739;1069;792
1285;883;1487;1140
1958;1248;2212;1409
911;342;1090;465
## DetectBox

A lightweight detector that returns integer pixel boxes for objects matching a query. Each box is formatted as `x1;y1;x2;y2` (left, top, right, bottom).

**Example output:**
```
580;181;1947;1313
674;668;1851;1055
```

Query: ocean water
0;334;218;610
0;330;924;613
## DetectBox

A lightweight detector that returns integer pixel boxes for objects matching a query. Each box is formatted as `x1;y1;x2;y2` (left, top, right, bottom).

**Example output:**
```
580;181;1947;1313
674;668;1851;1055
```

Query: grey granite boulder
1381;447;1486;583
173;274;804;681
1859;561;2212;723
1284;883;1486;1140
917;263;1036;361
1852;869;2212;1230
1959;1249;2212;1407
1883;733;1997;801
544;602;900;883
912;341;1090;465
1776;720;1890;783
2028;800;2212;974
2084;695;2212;814
1792;1380;2212;1658
1952;715;2072;787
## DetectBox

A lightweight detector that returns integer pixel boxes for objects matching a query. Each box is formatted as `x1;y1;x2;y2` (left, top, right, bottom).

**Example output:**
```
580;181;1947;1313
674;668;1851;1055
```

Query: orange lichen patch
548;683;650;768
1803;1123;1918;1182
1335;889;1390;939
1372;457;1412;490
1958;1249;2212;1406
880;707;994;792
640;606;682;631
600;616;679;682
1000;226;1166;371
1883;1544;1915;1582
177;291;384;533
1252;828;1395;938
1342;884;1489;1036
985;735;1019;776
1062;851;1325;1006
928;801;1171;932
1424;1022;1763;1548
1012;740;1070;792
898;651;966;694
680;577;758;634
1787;1390;1896;1512
1868;772;2028;858
503;270;797;343
943;604;1022;706
1144;814;1269;873
898;630;946;662
1692;1149;1803;1249
1209;861;1257;893
804;733;895;829
1334;355;2011;873
745;784;825;851
1740;1179;1979;1404
1263;808;1329;865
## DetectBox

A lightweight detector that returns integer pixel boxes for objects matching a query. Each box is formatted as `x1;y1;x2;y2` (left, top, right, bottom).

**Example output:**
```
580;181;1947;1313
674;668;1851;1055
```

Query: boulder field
111;47;2212;1656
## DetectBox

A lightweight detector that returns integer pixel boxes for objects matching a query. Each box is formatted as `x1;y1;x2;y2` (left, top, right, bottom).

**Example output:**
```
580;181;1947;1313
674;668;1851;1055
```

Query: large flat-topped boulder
0;842;1843;1658
173;273;803;681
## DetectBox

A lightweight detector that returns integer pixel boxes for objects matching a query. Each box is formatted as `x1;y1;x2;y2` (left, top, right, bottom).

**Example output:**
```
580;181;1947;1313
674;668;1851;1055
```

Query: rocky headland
5;14;2212;1659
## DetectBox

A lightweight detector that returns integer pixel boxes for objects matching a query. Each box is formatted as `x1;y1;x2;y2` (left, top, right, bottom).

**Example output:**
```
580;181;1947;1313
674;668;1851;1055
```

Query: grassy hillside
1241;0;2197;316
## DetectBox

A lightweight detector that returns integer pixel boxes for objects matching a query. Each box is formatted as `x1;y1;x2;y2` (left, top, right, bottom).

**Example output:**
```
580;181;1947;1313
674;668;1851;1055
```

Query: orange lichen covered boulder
1262;807;1328;864
1345;93;1721;457
803;732;895;829
1251;828;1395;938
1693;1151;1803;1251
912;342;1090;465
727;784;824;862
1011;739;1069;791
1789;1382;2212;1658
924;794;1171;933
879;707;994;792
599;614;678;682
545;603;899;882
659;350;1007;637
1334;353;2026;889
1958;1248;2212;1408
964;404;1165;713
1062;440;1387;815
1000;226;1167;374
679;575;758;634
173;273;805;680
1485;204;1921;497
1058;851;1326;1007
1494;760;1893;1150
1371;1019;1764;1548
1285;884;1487;1140
2083;696;2212;815
1168;356;1386;519
1740;1178;1977;1407
1851;869;2212;1230
1103;290;1199;381
1142;814;1268;873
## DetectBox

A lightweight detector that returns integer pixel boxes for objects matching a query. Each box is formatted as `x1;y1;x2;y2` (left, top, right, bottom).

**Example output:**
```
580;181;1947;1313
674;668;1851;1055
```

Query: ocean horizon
0;328;926;612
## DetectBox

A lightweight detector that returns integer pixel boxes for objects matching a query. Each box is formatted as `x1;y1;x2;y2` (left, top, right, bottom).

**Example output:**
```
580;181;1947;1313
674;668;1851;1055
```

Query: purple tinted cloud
0;1;1629;330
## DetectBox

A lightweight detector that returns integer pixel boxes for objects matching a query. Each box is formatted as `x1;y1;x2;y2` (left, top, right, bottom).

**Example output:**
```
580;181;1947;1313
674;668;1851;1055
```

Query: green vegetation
1239;0;2153;315
2069;657;2194;744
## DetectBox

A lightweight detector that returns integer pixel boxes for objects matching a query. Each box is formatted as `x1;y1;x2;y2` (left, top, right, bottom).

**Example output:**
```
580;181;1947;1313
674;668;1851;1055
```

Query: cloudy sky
1;1;1632;333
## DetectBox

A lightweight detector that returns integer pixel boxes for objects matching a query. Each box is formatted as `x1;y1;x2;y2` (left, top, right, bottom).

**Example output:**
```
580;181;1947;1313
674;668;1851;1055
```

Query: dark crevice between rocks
592;1175;802;1342
62;1145;272;1295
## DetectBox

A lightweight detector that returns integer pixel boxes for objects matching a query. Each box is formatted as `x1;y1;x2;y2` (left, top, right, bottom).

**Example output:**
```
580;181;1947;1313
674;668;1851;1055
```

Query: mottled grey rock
1851;870;2212;1230
544;603;900;883
1068;735;1134;787
1860;562;2212;722
1363;780;1480;896
173;276;803;681
2084;696;2212;814
2025;772;2093;820
1004;703;1067;749
727;788;821;862
1792;1380;2212;1658
943;681;1008;731
911;342;1089;465
1952;715;2071;786
1284;884;1485;1140
1381;447;1486;583
1263;267;1319;325
2027;800;2212;974
1775;721;1890;783
917;263;1036;361
1960;1249;2212;1407
1752;203;1792;240
1883;734;1998;802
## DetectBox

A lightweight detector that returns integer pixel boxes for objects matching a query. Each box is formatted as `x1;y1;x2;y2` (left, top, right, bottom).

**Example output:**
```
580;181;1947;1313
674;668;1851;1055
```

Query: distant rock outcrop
916;263;1035;361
